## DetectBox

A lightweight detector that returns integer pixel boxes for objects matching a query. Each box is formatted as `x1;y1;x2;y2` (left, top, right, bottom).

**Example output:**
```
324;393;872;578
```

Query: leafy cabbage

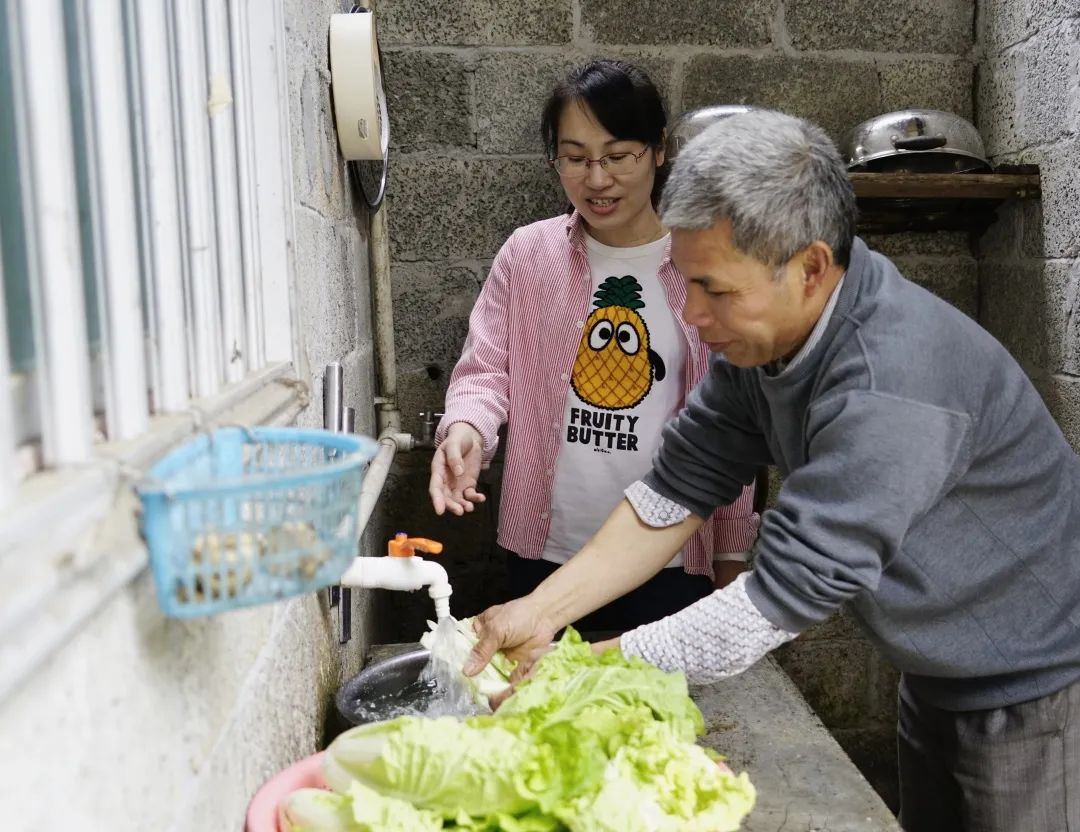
419;616;516;705
554;721;756;832
292;627;755;830
278;783;442;831
323;714;552;818
499;628;704;741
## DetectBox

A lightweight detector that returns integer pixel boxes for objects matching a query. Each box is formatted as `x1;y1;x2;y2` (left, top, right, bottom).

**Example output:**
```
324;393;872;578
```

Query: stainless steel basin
336;648;431;726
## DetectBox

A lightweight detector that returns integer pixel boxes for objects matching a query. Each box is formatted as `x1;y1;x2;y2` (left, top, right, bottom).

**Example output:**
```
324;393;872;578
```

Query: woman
428;60;757;633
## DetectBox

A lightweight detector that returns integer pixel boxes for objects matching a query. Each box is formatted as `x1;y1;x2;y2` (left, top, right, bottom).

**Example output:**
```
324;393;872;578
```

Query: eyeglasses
548;146;652;178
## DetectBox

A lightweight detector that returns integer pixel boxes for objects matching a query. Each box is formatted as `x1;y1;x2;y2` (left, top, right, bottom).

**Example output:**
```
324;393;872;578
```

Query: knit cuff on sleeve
625;479;692;528
620;572;797;684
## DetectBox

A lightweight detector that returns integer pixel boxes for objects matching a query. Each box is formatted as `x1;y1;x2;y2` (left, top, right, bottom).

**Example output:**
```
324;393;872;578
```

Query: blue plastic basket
137;427;378;618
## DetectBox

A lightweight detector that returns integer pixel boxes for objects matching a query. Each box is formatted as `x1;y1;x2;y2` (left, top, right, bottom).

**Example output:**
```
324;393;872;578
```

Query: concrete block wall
0;2;380;829
378;0;980;810
974;1;1080;448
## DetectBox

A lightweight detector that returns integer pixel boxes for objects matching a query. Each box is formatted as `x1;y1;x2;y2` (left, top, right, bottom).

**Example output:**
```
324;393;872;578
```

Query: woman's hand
429;422;487;516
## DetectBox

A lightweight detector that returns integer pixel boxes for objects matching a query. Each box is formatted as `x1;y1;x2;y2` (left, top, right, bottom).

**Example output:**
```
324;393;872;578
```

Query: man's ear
800;240;836;295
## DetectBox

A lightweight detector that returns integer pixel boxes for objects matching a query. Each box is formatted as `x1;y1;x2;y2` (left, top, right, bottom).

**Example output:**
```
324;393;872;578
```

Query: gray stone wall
975;1;1080;447
379;0;980;811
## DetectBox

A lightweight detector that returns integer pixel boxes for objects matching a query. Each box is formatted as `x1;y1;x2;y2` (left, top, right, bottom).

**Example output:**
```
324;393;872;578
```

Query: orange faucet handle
387;533;444;557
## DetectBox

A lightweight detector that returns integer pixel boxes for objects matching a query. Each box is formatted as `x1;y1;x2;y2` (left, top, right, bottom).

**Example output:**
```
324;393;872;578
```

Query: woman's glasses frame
547;145;653;178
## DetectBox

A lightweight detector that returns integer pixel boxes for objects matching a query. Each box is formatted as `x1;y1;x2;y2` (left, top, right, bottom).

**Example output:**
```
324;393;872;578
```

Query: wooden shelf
849;170;1041;234
849;172;1041;200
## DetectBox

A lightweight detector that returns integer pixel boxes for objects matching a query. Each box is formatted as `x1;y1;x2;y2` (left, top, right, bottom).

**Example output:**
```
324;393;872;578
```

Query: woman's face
554;100;664;247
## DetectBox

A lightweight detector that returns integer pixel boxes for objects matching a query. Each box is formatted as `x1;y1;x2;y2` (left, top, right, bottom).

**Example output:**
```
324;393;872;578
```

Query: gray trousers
898;675;1080;832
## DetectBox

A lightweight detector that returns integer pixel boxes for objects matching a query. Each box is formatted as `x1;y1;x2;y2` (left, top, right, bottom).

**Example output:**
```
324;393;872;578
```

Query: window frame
0;0;305;703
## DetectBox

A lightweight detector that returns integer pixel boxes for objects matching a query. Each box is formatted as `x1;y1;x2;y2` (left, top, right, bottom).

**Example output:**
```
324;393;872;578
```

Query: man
463;109;1080;831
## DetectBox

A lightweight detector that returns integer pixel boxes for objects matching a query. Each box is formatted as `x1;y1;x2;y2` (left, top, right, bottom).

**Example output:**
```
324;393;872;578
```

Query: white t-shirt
541;233;686;567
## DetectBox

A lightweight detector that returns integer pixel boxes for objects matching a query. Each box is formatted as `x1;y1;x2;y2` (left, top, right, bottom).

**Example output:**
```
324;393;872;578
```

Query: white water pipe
353;200;414;542
356;429;412;539
369;204;400;435
353;199;414;540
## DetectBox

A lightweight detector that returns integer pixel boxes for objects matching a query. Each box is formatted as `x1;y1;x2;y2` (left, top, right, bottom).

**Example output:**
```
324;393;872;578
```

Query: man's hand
464;597;556;683
590;636;621;656
429;422;487;516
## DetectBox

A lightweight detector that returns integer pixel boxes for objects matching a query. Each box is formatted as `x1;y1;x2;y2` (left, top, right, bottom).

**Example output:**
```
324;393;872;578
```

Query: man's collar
772;271;847;376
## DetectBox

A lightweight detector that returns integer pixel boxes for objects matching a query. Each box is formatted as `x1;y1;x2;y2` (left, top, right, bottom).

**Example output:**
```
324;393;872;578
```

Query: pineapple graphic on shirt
571;275;666;410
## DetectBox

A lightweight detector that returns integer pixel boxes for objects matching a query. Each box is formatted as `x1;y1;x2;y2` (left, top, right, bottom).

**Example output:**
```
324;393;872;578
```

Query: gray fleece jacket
644;236;1080;711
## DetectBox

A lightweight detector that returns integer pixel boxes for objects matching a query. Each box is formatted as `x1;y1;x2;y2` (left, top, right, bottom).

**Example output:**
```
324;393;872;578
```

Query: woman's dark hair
540;60;669;206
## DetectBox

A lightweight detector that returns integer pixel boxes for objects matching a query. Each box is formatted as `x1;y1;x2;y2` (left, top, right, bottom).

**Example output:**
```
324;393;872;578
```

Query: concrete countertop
364;645;899;831
690;657;899;831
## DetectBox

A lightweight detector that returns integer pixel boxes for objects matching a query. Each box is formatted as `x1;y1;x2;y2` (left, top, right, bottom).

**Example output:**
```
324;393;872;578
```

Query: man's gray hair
660;110;856;269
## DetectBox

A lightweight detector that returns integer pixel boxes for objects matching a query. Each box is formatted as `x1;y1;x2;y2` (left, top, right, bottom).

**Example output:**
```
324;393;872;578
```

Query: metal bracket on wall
415;410;444;449
322;363;353;644
339;405;356;644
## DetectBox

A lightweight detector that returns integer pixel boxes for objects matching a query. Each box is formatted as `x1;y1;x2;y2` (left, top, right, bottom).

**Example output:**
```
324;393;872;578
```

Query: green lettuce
555;721;756;831
278;783;443;831
419;616;516;705
499;628;704;742
299;627;755;831
323;714;554;818
278;788;356;832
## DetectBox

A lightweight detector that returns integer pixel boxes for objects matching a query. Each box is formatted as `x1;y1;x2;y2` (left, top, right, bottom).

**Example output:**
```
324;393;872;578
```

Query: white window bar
79;0;149;441
229;0;266;371
131;0;190;413
121;0;161;414
0;239;16;507
245;0;295;364
173;2;224;399
204;0;247;385
120;0;157;414
8;0;94;465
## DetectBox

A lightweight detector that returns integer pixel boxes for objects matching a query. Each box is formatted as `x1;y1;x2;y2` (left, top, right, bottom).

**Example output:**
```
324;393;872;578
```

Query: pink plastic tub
245;751;327;832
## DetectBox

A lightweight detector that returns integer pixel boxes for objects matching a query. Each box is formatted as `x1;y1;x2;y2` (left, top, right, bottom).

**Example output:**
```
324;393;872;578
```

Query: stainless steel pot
337;648;431;725
667;104;754;162
842;109;991;173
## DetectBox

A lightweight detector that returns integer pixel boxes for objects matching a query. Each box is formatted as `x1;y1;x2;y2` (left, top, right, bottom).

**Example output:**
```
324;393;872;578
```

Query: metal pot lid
667;104;755;161
842;109;990;172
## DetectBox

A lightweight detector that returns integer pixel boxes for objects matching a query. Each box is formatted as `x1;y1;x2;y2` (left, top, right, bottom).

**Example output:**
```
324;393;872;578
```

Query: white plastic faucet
339;533;453;620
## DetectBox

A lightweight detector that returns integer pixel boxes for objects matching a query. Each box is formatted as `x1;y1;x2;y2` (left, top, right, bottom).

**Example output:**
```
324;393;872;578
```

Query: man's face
673;220;818;368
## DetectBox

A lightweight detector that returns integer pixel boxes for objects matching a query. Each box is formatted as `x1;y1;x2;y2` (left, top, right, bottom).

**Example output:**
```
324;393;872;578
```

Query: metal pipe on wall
323;361;343;433
355;203;414;542
324;362;344;611
339;404;356;644
369;205;400;434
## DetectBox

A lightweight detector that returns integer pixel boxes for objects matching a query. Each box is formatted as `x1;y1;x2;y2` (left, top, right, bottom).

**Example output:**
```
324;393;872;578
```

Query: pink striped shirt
436;211;759;577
